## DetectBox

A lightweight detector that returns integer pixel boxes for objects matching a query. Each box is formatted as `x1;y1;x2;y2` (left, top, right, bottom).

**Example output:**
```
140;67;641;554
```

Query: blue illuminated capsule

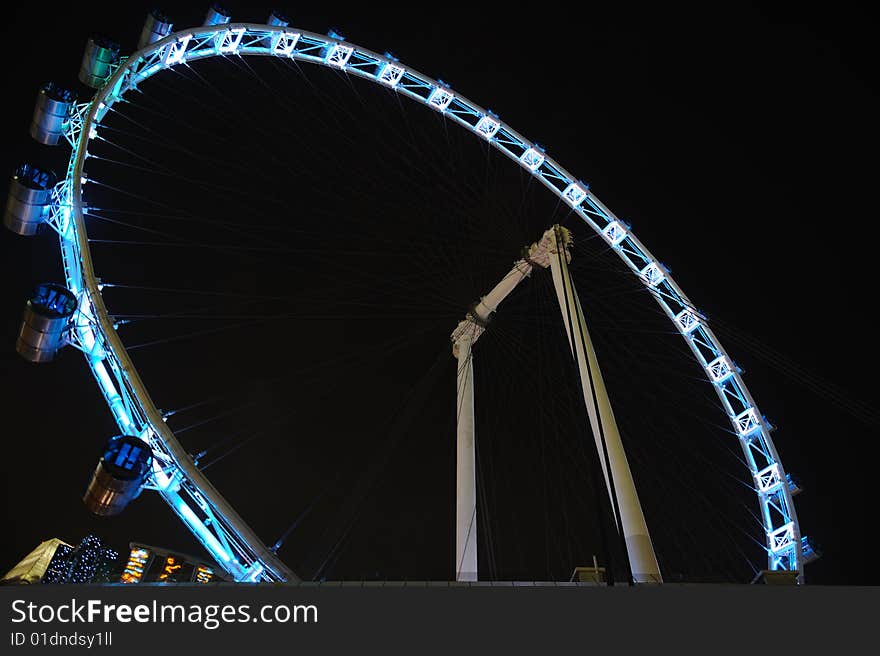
801;536;821;564
83;436;153;516
15;283;77;363
138;8;174;49
78;35;120;89
262;10;290;49
29;82;76;146
3;164;56;236
204;3;231;26
267;9;289;27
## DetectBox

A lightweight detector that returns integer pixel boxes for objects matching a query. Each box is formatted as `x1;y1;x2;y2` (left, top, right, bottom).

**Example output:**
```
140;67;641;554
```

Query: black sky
1;2;878;585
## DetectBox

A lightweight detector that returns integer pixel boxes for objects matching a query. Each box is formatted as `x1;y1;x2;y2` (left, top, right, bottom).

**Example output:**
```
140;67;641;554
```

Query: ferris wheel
4;5;817;584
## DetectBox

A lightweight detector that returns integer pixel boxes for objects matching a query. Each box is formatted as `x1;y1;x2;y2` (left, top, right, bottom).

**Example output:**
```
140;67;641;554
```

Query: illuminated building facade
3;536;225;585
1;538;72;584
120;543;226;584
0;534;121;585
41;534;120;584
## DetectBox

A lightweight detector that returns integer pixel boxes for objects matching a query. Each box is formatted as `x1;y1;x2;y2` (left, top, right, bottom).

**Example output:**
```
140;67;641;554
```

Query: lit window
121;548;150;584
158;556;183;582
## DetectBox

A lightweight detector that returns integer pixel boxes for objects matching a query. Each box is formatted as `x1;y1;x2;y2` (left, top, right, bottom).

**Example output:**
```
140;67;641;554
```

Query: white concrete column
471;259;533;323
453;334;478;581
547;226;662;584
447;232;562;582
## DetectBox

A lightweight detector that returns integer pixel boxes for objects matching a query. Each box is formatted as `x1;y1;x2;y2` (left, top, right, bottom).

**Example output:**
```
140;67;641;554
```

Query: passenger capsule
204;3;231;26
29;82;76;146
83;436;153;516
801;536;821;565
787;472;803;496
263;10;290;49
267;9;289;27
15;283;77;363
138;8;173;49
4;164;56;236
78;35;120;89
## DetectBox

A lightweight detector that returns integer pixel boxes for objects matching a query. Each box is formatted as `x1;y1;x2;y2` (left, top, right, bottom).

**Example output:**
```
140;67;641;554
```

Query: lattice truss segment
736;408;761;435
325;41;354;67
61;102;93;148
768;522;797;556
162;34;192;66
378;61;405;86
563;182;588;207
215;27;246;54
755;463;784;494
271;31;301;56
475;113;501;139
520;147;545;171
706;355;734;382
428;85;454;110
639;262;665;287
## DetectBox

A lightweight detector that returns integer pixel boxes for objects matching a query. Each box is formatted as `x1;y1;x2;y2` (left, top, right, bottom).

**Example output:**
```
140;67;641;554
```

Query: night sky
2;2;877;586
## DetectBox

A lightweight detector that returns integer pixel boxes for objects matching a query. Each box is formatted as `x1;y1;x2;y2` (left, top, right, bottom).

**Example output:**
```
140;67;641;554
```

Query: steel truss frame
51;22;805;581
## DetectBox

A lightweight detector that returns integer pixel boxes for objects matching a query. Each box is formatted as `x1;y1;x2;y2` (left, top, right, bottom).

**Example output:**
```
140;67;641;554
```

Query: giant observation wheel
6;7;811;583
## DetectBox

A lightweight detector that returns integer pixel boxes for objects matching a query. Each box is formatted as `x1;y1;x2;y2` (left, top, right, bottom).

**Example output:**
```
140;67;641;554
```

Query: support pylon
546;225;662;584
